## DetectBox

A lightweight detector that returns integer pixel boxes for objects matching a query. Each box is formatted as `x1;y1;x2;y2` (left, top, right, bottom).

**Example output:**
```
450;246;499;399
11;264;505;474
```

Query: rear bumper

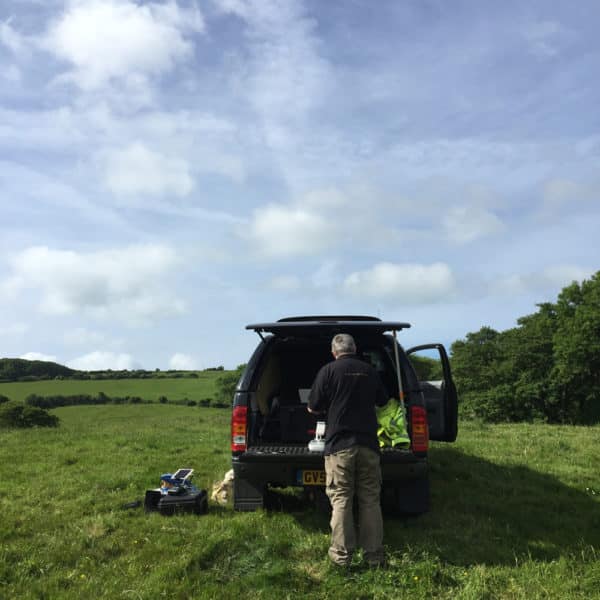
233;445;428;489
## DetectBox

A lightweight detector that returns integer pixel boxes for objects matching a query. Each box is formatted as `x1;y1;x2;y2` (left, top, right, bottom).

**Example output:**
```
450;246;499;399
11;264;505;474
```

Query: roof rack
246;317;411;340
277;315;381;323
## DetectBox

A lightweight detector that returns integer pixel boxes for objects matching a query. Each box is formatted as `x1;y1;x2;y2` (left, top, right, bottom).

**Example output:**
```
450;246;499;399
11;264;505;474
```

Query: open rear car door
406;344;458;442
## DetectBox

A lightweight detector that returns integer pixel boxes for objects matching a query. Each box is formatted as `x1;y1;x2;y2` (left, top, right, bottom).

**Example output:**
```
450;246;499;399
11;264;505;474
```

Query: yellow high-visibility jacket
376;398;410;448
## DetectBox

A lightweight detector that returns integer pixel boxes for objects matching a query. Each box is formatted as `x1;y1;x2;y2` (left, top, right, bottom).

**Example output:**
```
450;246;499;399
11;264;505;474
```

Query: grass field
1;405;599;599
0;373;222;403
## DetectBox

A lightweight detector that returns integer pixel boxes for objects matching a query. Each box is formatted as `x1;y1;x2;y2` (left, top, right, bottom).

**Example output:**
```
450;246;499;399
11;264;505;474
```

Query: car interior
249;337;401;446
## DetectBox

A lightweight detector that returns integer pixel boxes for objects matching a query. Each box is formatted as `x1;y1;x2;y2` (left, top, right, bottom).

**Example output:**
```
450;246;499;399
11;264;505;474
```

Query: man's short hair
331;333;356;356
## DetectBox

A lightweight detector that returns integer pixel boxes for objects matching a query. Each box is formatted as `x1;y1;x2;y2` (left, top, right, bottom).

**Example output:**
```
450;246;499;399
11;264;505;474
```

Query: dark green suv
231;316;458;514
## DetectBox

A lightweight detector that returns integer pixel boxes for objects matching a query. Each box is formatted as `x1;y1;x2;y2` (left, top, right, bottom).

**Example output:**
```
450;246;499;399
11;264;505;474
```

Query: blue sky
1;0;598;370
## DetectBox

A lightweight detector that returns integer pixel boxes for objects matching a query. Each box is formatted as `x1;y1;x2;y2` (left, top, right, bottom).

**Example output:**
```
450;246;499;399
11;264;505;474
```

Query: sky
1;0;599;370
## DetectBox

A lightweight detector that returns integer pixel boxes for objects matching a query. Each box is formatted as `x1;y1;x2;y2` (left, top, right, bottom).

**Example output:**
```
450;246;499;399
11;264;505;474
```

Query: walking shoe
364;549;386;569
365;557;387;569
367;560;386;569
328;547;353;567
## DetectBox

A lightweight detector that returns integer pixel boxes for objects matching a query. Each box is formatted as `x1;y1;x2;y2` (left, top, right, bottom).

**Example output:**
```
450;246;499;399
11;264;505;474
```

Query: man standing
308;333;388;568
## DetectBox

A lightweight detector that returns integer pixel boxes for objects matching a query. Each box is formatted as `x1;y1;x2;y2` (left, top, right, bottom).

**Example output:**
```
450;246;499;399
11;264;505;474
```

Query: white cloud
247;203;331;258
541;178;599;216
0;105;244;195
102;110;245;184
343;262;456;304
42;0;204;90
5;244;186;322
214;0;252;19
68;351;136;371
215;0;331;149
244;186;420;259
168;352;199;370
543;265;594;287
103;142;194;197
19;351;57;362
443;205;505;244
0;19;27;55
493;265;594;295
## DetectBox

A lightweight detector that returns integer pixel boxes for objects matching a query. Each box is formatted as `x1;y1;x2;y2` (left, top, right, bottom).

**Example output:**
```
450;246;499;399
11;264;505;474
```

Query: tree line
0;359;225;383
22;393;230;410
450;271;600;424
0;391;233;429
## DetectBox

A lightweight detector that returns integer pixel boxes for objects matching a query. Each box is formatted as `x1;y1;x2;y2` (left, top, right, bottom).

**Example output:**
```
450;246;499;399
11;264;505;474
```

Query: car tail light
231;405;248;452
410;405;429;453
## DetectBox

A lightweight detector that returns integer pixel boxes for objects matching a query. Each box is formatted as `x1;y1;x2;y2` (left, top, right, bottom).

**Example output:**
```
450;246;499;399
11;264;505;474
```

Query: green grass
1;407;599;599
0;373;221;403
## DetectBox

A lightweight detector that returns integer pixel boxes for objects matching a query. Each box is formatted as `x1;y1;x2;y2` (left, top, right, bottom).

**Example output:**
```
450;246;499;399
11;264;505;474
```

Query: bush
0;401;26;427
0;395;10;405
159;396;168;404
0;401;59;428
459;382;548;424
25;394;48;408
21;405;60;427
216;365;245;403
97;392;109;404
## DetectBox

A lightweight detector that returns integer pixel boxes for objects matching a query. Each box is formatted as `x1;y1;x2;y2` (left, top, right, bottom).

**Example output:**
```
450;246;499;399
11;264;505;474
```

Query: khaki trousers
324;446;384;566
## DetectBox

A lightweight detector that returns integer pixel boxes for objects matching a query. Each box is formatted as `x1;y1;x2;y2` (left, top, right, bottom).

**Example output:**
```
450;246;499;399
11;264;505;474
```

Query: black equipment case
144;489;208;516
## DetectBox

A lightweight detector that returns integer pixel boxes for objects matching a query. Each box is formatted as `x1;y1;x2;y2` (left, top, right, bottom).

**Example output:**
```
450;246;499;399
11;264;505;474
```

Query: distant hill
0;358;75;382
0;358;224;383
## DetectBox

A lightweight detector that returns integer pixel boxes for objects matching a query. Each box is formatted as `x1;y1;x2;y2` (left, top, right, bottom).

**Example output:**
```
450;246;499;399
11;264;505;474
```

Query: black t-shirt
308;354;388;455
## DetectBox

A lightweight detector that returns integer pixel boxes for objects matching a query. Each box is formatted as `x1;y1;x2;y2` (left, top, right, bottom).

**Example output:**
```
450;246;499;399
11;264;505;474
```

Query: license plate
298;469;326;486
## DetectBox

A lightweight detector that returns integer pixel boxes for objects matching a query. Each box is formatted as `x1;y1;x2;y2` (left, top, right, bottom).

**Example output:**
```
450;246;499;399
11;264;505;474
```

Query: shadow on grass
263;487;330;531
265;446;600;566
386;446;600;565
